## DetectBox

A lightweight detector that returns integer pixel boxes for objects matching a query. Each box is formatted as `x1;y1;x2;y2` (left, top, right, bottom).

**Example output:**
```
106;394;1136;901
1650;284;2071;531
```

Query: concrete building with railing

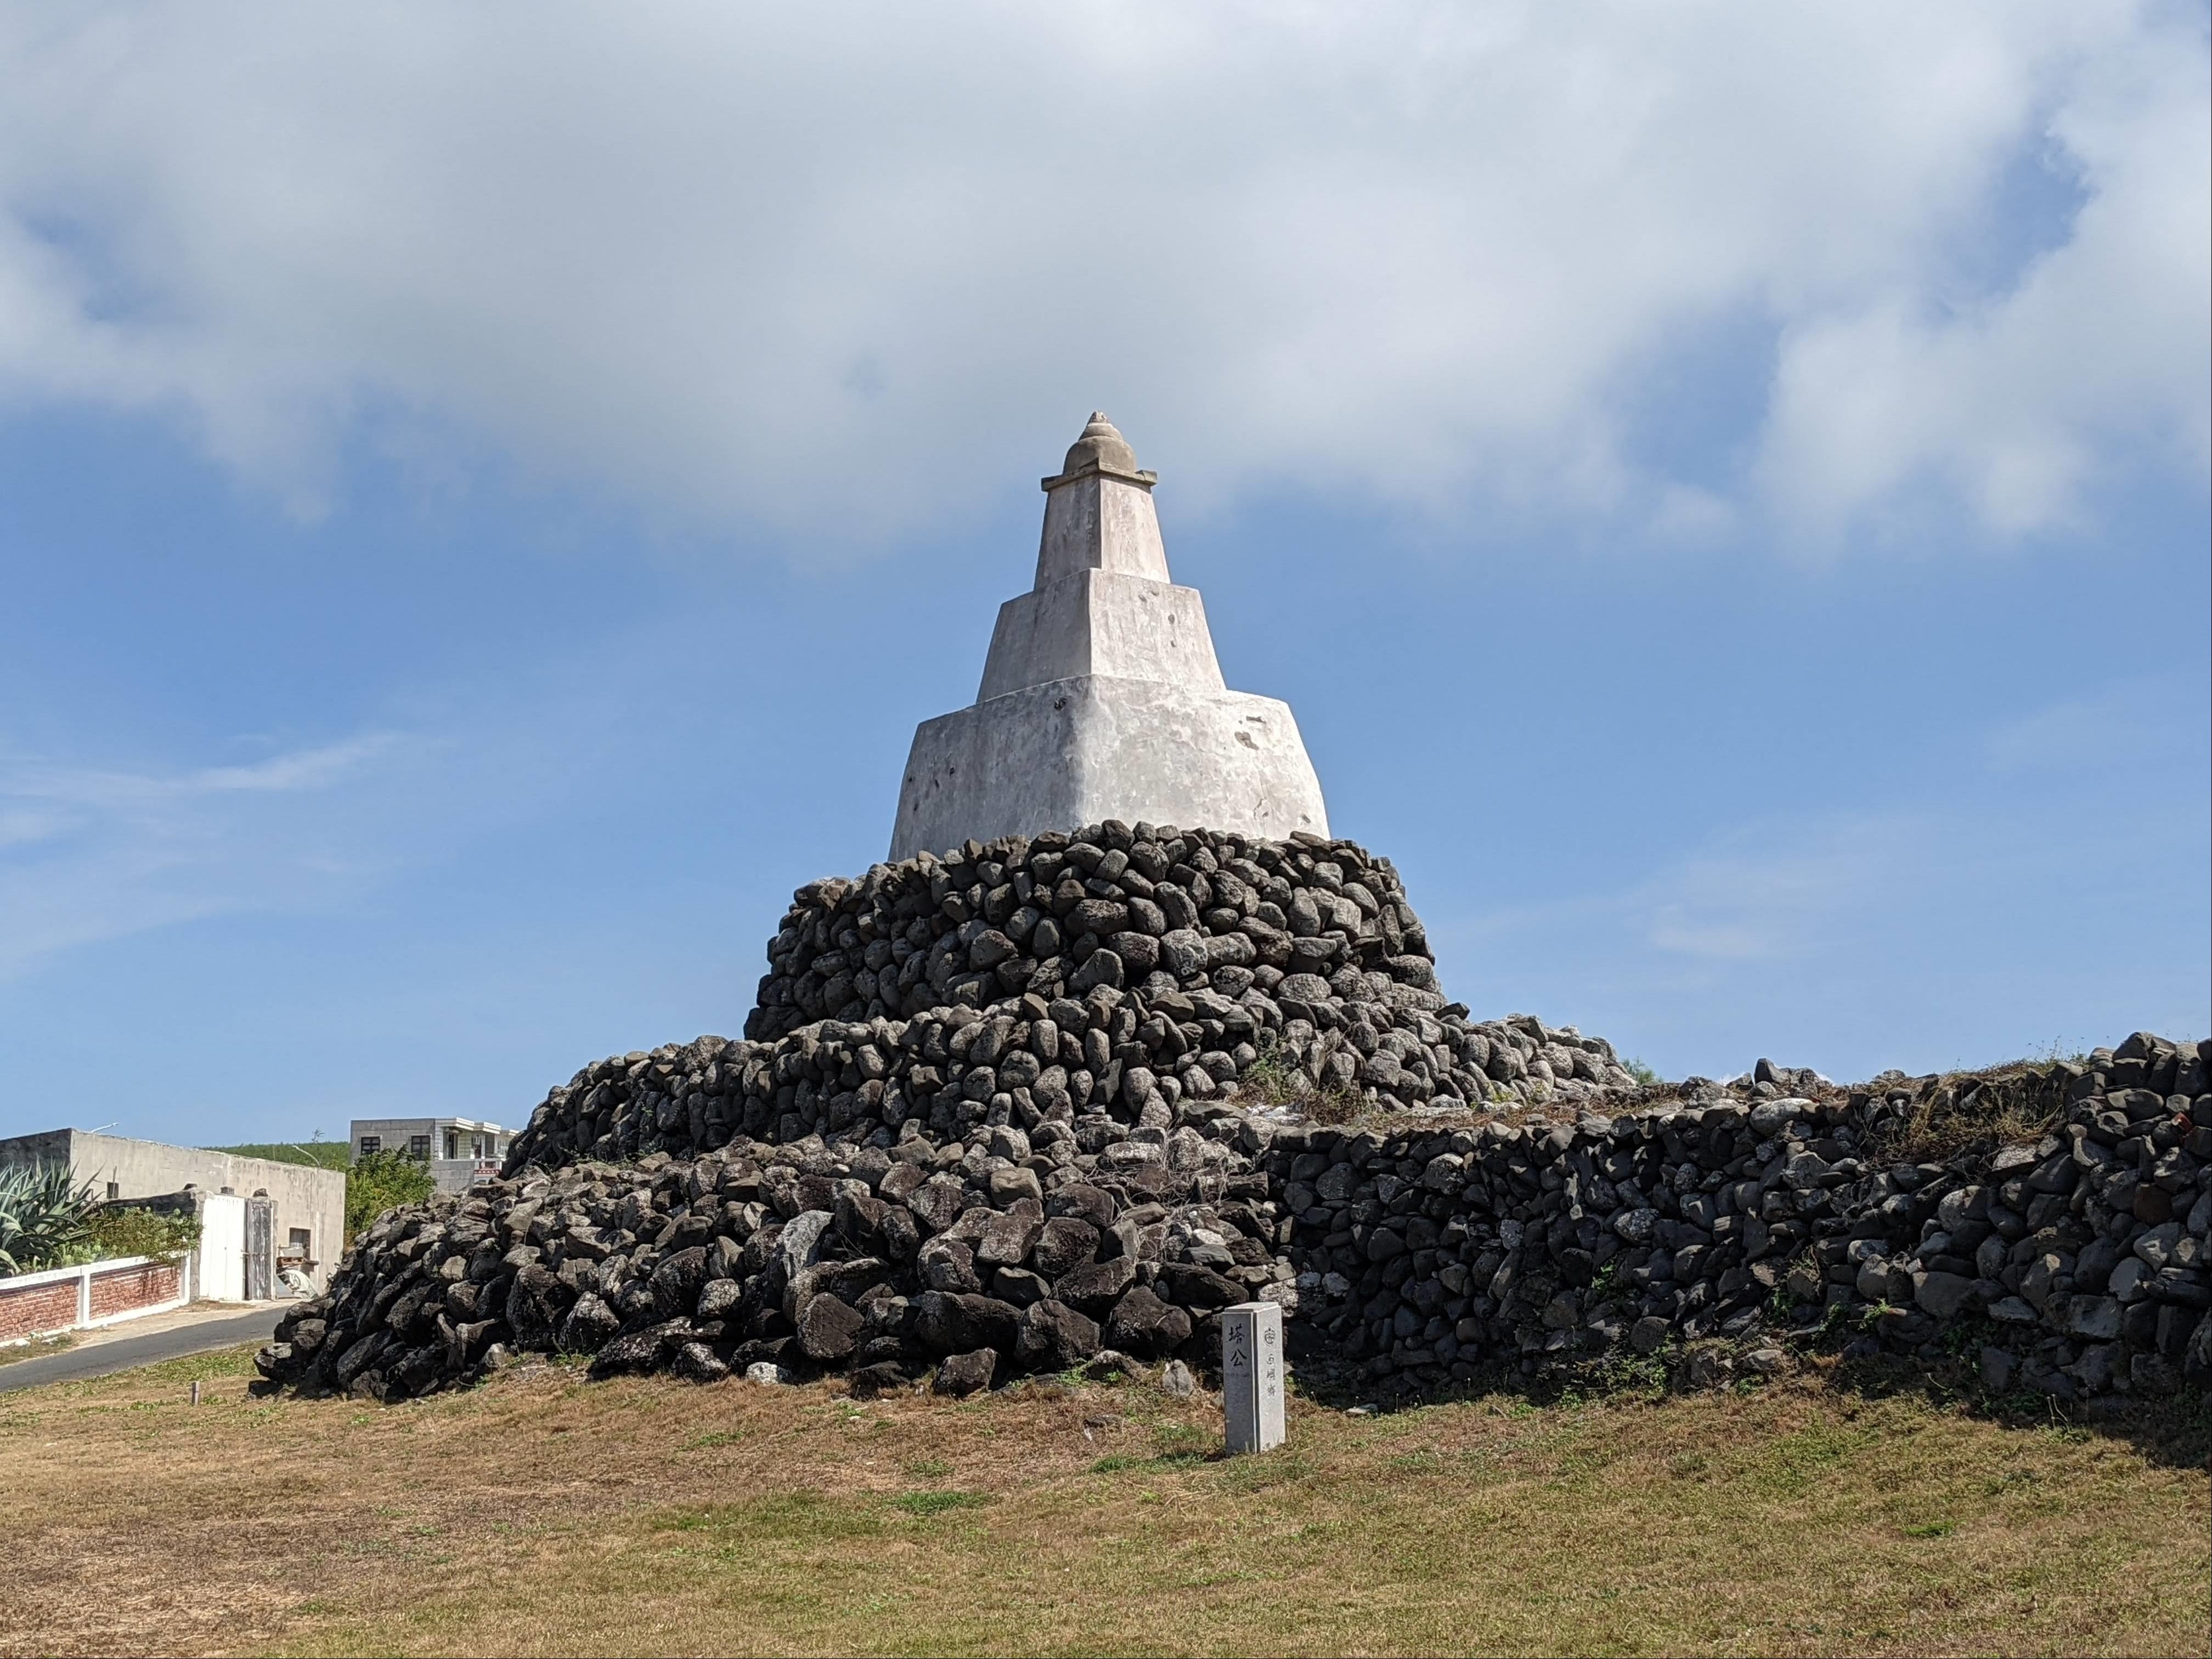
348;1116;509;1195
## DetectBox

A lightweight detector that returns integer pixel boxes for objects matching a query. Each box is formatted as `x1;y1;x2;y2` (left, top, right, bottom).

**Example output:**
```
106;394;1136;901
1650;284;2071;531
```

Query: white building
349;1117;509;1195
0;1129;345;1300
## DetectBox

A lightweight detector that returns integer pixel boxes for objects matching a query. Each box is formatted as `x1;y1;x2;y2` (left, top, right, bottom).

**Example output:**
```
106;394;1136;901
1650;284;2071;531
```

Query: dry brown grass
1875;1067;2066;1163
1;1344;2204;1658
0;1331;74;1368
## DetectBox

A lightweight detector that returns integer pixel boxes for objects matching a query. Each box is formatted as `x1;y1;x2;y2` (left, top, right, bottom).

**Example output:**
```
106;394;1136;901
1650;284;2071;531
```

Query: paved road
0;1307;282;1394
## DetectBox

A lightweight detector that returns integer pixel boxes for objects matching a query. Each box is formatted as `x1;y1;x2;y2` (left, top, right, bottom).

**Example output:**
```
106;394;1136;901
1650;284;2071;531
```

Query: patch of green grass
891;1489;988;1516
1215;1448;1313;1493
0;1333;74;1368
1745;1421;1873;1497
680;1429;743;1449
117;1346;259;1393
1087;1448;1206;1476
1152;1419;1211;1458
1900;1520;1956;1538
1590;1351;1669;1398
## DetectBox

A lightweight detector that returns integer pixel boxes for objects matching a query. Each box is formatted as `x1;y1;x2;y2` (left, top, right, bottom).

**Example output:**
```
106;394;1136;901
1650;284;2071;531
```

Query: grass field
1;1346;2204;1657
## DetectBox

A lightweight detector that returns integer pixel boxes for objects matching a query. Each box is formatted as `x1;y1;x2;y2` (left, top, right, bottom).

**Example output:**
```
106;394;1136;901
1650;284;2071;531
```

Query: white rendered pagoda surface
889;414;1328;860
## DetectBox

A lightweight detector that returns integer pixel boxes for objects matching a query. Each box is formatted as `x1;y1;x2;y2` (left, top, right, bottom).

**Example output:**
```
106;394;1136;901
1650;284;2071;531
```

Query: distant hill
204;1141;351;1169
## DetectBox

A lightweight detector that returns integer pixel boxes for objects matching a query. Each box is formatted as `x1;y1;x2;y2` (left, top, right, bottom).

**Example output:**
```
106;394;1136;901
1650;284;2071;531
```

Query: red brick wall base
0;1257;188;1342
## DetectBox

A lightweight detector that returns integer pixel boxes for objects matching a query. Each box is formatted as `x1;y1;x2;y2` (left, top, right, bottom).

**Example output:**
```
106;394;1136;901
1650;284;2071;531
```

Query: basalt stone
1054;1255;1138;1318
798;1293;866;1362
697;1278;744;1321
849;1359;912;1399
1105;1285;1193;1358
1914;1272;1977;1321
777;1211;835;1279
921;1240;985;1295
1155;1262;1243;1311
989;1166;1046;1209
558;1291;622;1354
674;1341;732;1384
907;1178;968;1235
1032;1216;1102;1277
1017;1299;1103;1370
652;1246;712;1318
505;1265;570;1351
978;1209;1044;1267
590;1319;694;1378
933;1347;998;1397
915;1291;1023;1359
991;1266;1051;1308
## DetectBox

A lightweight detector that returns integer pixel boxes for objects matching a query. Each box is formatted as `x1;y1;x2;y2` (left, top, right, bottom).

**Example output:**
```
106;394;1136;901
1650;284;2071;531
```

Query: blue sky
1;3;2205;1146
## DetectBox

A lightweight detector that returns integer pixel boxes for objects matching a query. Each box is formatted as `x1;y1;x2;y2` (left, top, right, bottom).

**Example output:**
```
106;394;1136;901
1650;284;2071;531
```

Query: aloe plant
0;1163;100;1276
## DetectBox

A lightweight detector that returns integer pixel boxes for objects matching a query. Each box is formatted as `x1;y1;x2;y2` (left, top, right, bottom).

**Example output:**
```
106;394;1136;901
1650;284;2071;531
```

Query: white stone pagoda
889;414;1328;860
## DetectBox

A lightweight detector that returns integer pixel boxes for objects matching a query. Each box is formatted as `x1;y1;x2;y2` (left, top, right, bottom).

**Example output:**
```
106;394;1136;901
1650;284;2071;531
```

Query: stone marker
1221;1300;1286;1455
889;413;1328;859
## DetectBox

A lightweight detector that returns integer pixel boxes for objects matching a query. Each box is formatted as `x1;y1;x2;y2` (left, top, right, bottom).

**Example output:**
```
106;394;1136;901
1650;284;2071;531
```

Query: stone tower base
891;673;1325;861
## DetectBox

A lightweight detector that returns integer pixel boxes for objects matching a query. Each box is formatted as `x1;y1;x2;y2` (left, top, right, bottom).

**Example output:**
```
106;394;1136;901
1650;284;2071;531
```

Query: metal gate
244;1194;275;1301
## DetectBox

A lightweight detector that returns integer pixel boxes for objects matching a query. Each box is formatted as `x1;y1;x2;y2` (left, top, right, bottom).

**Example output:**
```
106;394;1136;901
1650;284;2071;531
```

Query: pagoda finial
1043;410;1155;490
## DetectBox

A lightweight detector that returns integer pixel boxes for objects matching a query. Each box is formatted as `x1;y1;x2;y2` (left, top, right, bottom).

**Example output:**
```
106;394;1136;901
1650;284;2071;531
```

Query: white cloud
1758;33;2211;537
0;2;2200;545
0;605;800;977
1432;786;2207;1080
0;732;425;973
1457;814;1923;968
1649;484;1740;546
1637;820;1917;963
5;733;407;810
1983;677;2197;774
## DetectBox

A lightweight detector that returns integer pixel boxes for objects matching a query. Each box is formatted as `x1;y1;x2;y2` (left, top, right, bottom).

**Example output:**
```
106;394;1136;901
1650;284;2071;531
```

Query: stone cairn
256;824;2211;1408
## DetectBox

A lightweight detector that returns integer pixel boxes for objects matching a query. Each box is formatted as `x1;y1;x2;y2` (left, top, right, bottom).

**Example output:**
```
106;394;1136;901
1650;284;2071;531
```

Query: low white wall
0;1255;190;1344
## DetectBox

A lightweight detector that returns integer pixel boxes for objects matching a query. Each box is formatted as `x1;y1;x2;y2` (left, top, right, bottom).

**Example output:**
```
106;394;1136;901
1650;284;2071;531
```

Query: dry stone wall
256;825;2210;1411
1268;1032;2211;1403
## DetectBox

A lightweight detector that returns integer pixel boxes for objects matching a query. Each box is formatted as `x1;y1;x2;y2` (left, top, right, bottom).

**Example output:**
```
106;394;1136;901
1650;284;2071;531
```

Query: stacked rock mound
255;1111;1290;1402
258;825;1637;1403
1268;1031;2211;1402
253;819;2209;1410
499;824;1639;1174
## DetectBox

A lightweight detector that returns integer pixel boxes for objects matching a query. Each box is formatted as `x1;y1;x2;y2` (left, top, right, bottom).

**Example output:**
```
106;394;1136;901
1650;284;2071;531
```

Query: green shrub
0;1164;99;1276
82;1205;202;1266
345;1149;437;1243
